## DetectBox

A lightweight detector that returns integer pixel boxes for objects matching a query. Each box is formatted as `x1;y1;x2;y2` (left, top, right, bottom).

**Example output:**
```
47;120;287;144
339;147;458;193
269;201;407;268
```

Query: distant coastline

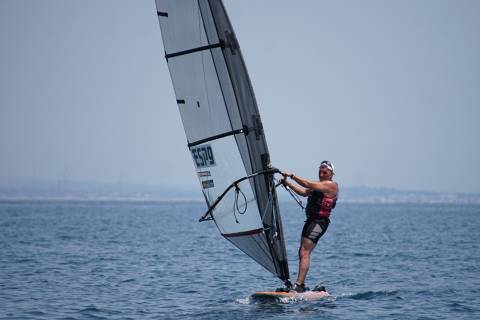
1;178;479;204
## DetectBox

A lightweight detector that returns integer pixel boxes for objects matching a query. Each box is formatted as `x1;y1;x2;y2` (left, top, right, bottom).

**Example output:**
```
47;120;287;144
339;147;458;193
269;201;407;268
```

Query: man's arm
282;178;311;197
284;171;337;197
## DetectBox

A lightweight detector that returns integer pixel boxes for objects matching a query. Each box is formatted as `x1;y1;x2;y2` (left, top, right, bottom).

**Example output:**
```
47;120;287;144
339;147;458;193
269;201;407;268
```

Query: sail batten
165;41;224;60
187;127;245;148
156;0;290;282
222;228;263;237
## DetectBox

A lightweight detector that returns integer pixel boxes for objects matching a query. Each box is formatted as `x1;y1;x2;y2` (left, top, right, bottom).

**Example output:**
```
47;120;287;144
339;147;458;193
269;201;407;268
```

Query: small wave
236;296;251;304
15;258;37;263
58;235;74;240
77;305;110;320
338;290;399;300
352;252;376;257
79;305;101;313
449;302;475;313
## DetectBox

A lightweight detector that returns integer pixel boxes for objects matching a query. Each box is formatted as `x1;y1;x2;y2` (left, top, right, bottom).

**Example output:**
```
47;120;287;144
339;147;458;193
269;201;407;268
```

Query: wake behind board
250;290;329;302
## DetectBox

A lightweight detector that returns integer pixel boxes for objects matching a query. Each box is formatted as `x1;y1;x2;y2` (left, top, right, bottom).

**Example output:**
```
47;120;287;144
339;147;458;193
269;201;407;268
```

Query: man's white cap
320;160;334;173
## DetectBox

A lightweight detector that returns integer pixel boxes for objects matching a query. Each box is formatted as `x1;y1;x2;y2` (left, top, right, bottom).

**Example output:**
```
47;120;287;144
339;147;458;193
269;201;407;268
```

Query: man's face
318;166;332;181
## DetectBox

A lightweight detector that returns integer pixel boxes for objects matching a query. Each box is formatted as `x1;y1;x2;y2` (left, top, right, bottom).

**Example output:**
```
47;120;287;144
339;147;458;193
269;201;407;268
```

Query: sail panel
157;0;213;55
225;232;278;277
166;50;234;142
195;136;262;234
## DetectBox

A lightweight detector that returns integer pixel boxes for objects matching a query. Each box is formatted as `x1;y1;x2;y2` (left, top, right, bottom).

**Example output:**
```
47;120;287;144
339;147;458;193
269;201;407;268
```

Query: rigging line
232;183;247;223
199;167;279;222
275;178;304;209
221;189;277;274
213;197;257;223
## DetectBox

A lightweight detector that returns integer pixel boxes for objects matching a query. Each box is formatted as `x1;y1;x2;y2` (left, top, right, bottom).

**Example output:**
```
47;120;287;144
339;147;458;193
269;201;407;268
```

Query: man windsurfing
281;160;338;292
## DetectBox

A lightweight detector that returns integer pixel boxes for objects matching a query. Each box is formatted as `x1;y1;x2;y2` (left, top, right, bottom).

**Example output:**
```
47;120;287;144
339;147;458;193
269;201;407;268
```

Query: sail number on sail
191;144;216;169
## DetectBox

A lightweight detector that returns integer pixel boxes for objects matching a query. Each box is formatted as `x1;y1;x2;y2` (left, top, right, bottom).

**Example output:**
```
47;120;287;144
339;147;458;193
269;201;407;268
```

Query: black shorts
301;218;330;244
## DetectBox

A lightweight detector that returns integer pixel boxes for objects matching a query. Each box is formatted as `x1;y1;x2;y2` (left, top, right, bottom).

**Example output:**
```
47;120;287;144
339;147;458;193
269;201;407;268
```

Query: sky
0;0;479;193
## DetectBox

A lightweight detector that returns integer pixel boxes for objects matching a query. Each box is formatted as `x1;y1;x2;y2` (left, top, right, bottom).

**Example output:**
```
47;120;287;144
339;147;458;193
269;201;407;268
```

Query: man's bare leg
296;236;317;285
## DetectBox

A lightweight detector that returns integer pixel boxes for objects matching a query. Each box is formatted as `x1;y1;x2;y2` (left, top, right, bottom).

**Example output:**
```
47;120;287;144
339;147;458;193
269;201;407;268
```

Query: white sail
156;0;289;282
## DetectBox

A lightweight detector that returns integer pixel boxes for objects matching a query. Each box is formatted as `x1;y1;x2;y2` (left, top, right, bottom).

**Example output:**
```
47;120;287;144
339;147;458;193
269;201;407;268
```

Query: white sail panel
167;51;233;142
192;137;262;235
157;0;210;54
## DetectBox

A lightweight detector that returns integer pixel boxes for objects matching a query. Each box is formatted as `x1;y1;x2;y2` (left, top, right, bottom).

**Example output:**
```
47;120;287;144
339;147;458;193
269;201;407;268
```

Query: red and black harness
305;190;337;219
301;190;337;243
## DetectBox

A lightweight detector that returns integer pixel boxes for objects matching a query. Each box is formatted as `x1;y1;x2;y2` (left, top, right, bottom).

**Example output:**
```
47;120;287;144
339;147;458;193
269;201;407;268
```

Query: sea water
1;200;479;319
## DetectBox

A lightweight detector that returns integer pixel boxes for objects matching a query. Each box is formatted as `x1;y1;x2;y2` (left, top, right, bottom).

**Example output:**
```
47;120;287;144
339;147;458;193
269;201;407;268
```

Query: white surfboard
250;290;330;302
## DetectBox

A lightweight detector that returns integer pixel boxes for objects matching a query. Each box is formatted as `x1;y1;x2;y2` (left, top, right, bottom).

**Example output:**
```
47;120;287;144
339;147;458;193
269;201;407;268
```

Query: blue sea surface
1;200;479;319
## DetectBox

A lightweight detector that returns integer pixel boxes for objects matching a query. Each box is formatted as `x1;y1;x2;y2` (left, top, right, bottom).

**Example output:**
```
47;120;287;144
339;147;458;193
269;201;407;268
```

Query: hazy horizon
1;0;479;193
2;175;480;200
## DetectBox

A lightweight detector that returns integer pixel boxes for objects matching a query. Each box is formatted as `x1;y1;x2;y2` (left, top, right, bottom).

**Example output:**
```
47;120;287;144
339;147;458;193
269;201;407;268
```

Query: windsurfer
281;160;338;292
